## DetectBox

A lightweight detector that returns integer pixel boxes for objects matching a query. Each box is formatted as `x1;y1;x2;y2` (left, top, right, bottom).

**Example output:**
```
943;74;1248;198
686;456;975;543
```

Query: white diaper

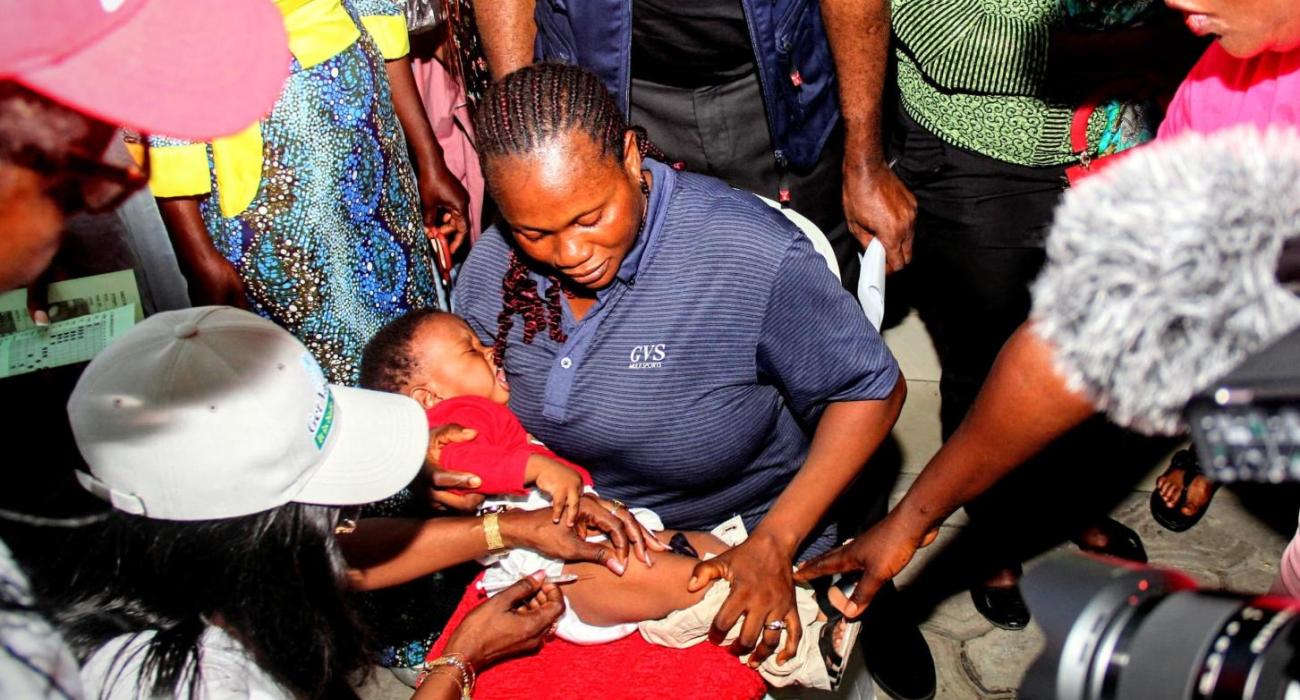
477;487;664;645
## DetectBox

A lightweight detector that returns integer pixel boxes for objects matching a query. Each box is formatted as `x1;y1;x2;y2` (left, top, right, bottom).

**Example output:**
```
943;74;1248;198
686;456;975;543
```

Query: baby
360;308;858;689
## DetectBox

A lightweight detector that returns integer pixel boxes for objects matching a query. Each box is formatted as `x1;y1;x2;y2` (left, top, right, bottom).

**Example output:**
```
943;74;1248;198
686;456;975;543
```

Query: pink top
1158;42;1300;598
1159;43;1300;139
410;54;486;241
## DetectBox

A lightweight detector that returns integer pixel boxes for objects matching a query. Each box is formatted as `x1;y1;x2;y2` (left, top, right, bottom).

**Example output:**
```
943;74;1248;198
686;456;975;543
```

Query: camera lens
1022;554;1300;700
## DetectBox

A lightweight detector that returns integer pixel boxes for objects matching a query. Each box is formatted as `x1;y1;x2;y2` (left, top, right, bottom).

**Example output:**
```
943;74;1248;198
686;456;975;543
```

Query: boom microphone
1030;126;1300;436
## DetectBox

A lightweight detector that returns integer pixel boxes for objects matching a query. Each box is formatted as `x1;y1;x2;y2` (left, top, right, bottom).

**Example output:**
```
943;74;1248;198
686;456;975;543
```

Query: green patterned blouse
891;0;1160;167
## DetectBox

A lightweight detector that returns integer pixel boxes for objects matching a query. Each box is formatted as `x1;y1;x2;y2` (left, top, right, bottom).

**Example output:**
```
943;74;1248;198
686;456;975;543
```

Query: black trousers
629;73;859;289
891;107;1154;571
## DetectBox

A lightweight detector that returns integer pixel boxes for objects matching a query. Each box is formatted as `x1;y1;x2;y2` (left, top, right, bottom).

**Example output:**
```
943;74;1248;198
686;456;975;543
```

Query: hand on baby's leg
560;530;727;627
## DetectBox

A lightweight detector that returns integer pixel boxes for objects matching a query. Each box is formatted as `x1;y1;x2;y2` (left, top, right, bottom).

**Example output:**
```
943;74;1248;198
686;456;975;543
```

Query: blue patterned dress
150;0;440;384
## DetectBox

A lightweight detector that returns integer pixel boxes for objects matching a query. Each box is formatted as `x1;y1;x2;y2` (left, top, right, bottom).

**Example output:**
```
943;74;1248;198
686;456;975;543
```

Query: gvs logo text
628;344;667;369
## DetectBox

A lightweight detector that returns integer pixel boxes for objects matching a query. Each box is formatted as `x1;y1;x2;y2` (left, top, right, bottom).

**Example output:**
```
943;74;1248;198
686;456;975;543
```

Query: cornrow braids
358;307;448;394
474;63;674;177
494;251;567;370
476;63;623;165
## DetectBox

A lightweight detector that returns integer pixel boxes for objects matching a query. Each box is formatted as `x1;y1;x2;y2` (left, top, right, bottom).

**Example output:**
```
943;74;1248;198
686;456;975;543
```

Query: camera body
1189;326;1300;484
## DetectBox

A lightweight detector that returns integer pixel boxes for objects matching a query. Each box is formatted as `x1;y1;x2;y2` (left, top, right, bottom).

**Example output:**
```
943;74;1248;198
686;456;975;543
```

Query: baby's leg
560;530;726;627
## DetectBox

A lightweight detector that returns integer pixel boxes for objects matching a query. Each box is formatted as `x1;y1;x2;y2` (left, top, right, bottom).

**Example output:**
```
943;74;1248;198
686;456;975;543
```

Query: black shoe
858;582;937;700
971;582;1030;630
1075;517;1148;564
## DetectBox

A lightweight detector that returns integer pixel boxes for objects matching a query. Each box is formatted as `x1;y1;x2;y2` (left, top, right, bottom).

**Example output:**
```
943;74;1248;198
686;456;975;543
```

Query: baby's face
411;315;511;405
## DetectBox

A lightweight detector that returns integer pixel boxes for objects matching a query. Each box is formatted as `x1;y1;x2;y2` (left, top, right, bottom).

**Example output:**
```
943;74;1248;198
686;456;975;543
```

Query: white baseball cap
68;307;428;520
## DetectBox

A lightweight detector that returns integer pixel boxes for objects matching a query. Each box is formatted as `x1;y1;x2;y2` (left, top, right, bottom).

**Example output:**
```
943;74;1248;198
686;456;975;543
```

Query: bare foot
980;567;1020;589
1155;466;1187;509
1181;475;1215;516
817;586;851;660
1155;462;1215;515
1074;524;1111;551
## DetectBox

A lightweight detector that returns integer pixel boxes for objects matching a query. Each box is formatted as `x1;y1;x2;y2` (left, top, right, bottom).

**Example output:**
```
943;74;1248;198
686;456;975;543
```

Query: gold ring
609;498;626;513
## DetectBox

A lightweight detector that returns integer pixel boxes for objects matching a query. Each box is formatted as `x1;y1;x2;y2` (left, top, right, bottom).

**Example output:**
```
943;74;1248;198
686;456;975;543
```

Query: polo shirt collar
613;158;675;287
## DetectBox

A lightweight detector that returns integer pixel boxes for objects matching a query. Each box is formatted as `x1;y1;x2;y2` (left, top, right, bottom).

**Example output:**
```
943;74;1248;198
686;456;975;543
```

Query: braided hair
474;63;669;370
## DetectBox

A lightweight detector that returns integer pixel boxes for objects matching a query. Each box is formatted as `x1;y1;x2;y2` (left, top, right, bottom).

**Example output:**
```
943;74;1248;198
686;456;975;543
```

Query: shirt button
560;357;573;369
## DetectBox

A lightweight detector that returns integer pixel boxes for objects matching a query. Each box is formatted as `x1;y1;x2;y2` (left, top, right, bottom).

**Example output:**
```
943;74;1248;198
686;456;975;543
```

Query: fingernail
688;576;698;588
33;310;50;327
529;570;547;582
608;558;626;575
644;551;653;567
844;602;861;618
468;477;481;488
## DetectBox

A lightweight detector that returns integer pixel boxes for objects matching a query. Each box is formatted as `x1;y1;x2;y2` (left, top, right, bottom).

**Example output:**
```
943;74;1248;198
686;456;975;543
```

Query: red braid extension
475;63;672;165
543;274;565;342
494;252;568;370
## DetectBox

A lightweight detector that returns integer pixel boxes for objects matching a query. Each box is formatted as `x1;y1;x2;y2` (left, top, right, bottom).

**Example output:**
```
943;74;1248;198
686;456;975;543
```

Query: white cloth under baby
478;488;665;645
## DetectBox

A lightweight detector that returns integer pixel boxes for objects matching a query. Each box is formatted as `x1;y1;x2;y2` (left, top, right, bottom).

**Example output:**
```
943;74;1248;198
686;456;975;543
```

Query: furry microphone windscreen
1031;126;1300;436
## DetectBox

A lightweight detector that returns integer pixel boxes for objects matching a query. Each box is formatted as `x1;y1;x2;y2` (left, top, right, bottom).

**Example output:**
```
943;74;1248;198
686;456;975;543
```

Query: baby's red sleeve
524;443;594;487
427;397;533;495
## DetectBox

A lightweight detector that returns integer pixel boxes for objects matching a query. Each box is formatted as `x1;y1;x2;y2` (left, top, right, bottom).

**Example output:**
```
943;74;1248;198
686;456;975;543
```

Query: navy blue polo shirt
455;159;899;558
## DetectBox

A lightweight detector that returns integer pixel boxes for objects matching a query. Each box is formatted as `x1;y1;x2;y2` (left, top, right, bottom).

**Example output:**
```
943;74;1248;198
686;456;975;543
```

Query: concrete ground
357;312;1295;699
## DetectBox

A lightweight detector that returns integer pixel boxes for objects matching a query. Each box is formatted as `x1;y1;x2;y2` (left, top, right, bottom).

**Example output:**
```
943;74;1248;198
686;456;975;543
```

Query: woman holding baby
447;63;906;675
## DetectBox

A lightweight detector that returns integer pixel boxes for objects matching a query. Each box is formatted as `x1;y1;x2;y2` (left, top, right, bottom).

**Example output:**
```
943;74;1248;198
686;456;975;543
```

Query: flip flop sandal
814;574;863;690
1150;448;1221;533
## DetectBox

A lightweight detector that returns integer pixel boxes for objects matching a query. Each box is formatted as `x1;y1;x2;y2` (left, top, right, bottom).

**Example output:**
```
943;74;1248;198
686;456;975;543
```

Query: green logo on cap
314;393;335;449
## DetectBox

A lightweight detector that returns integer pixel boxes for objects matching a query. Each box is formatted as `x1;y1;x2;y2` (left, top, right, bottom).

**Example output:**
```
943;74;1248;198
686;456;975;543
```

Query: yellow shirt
149;0;410;217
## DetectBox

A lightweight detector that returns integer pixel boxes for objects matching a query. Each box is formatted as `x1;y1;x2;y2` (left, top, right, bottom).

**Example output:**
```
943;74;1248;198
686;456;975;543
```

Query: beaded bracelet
420;668;470;699
415;652;475;699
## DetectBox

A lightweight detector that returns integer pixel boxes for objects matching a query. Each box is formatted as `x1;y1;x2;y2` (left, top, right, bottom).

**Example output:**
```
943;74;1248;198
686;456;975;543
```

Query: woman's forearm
474;0;537;79
157;195;251;307
157;196;221;271
890;323;1096;536
339;516;488;590
411;674;462;700
385;55;445;178
754;377;907;556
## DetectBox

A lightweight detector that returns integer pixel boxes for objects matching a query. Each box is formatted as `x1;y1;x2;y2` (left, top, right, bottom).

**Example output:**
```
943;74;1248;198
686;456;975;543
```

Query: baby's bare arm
560;531;727;626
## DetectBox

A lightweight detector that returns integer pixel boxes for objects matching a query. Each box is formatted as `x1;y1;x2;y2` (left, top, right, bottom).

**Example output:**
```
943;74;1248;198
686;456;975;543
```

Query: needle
480;573;594;594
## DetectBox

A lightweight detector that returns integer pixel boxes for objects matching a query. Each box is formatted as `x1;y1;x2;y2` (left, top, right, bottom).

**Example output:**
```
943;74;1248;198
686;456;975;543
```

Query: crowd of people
1;0;1298;699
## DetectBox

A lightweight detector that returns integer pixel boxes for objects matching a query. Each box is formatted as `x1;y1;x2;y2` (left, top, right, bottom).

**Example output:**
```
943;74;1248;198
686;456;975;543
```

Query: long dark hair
472;63;670;370
50;503;369;699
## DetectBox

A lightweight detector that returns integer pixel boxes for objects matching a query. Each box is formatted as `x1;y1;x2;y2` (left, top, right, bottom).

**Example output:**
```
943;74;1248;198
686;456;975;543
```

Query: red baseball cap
0;0;290;141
